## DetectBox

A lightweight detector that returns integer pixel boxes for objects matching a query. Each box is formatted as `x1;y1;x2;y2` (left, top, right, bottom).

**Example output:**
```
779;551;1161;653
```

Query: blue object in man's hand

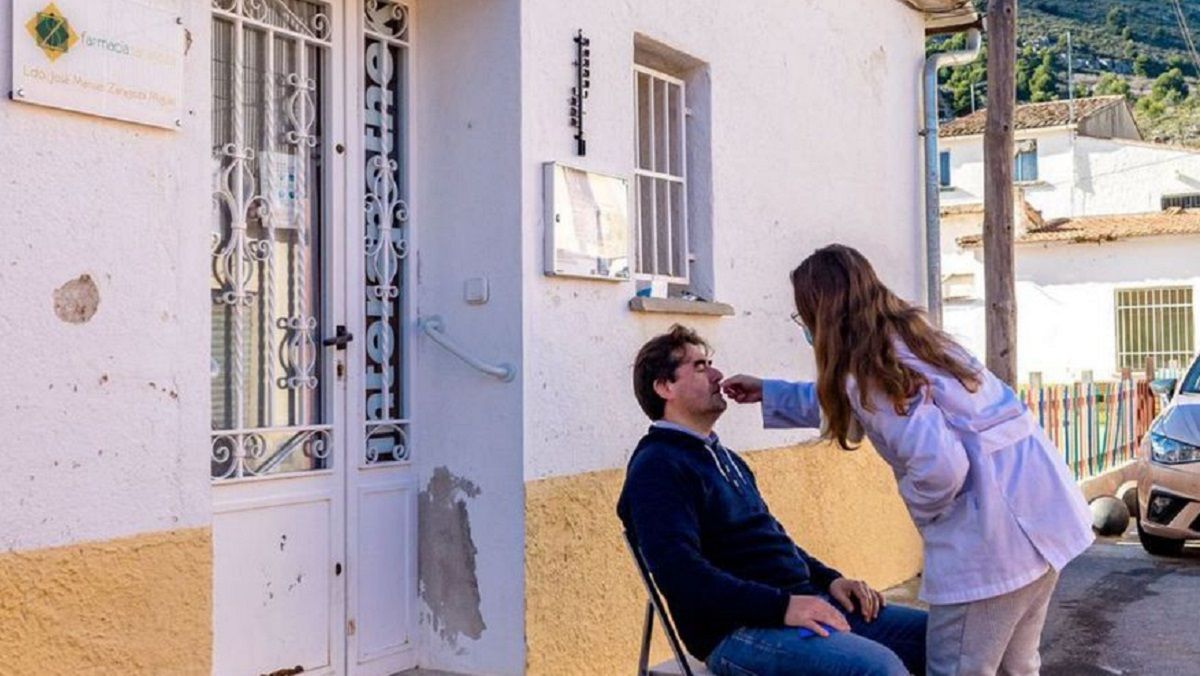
795;623;839;639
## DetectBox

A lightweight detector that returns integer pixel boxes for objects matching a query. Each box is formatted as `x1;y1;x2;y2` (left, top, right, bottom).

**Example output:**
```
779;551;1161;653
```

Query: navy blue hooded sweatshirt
616;426;844;660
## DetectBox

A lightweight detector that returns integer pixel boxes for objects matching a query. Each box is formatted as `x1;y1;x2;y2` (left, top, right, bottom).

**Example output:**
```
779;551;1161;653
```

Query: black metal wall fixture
570;29;591;156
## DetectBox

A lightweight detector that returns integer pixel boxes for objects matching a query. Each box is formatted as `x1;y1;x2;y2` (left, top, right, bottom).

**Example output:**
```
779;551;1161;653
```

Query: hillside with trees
931;0;1200;145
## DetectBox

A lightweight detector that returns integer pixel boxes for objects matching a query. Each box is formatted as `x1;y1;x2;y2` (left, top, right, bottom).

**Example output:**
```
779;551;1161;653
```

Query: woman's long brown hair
791;244;981;449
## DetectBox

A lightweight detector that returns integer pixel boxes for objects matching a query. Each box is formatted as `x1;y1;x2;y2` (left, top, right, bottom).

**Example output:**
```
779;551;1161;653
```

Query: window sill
628;296;735;317
1014;180;1048;188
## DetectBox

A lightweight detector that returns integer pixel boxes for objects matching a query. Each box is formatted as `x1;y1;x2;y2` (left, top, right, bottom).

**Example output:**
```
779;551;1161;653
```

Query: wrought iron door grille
210;0;332;480
362;1;411;465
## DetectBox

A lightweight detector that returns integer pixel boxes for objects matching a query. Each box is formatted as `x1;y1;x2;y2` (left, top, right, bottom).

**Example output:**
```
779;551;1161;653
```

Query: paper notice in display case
260;151;306;228
543;162;631;281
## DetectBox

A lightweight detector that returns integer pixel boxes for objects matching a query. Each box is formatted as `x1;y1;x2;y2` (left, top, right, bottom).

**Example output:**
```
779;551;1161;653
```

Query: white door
344;1;418;674
209;2;416;674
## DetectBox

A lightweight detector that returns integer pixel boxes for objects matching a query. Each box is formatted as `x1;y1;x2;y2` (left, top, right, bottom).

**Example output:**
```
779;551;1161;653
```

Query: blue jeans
705;604;928;676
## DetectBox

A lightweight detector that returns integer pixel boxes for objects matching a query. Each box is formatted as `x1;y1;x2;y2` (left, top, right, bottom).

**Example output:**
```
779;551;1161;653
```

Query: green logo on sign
26;3;78;62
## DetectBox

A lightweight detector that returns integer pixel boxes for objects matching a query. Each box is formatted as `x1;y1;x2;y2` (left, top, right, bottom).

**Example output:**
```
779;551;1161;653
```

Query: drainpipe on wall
923;26;981;327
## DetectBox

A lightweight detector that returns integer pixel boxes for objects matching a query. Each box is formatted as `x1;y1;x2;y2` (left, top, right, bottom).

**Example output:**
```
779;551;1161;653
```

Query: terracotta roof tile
939;96;1126;138
957;209;1200;247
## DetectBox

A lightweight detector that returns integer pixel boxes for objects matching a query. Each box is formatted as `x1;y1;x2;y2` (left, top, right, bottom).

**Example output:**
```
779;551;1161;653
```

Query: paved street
883;524;1200;675
1042;527;1200;675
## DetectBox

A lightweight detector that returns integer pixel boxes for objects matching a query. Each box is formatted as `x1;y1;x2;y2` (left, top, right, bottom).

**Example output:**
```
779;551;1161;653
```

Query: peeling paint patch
52;274;100;324
419;466;486;649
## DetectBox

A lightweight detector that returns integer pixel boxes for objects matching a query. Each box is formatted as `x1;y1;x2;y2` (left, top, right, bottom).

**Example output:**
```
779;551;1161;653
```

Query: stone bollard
1118;483;1140;521
1090;496;1131;537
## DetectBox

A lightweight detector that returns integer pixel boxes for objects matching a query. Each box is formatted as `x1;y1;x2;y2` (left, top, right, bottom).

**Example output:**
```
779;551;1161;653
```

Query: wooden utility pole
984;0;1018;386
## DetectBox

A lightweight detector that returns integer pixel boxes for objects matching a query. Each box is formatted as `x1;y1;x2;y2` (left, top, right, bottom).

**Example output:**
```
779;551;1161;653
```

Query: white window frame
1115;285;1196;371
633;63;689;284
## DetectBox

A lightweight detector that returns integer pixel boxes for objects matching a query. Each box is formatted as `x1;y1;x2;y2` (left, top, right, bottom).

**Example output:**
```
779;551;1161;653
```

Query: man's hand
721;375;764;404
783;595;850;637
828;577;886;623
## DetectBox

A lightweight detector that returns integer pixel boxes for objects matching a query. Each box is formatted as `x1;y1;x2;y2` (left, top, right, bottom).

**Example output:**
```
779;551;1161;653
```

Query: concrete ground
1041;525;1200;675
884;523;1200;675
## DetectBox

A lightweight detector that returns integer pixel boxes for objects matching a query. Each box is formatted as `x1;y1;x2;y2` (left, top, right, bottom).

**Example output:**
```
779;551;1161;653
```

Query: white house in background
934;96;1200;384
937;95;1200;219
948;211;1200;384
0;0;979;674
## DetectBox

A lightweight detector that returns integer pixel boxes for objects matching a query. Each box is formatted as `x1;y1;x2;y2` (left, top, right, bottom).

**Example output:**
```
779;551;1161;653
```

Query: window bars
1115;286;1196;373
633;65;688;282
210;0;332;479
1162;193;1200;210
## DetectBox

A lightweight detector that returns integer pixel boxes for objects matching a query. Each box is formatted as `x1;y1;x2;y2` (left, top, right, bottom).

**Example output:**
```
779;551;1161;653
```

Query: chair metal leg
637;600;654;676
657;603;694;676
625;532;696;676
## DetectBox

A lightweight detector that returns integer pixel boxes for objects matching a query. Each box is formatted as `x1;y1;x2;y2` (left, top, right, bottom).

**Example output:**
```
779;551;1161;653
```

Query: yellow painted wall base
525;441;922;675
0;528;212;675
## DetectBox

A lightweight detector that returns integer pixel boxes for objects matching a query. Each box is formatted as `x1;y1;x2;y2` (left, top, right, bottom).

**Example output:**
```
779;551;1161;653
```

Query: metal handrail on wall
418;315;516;382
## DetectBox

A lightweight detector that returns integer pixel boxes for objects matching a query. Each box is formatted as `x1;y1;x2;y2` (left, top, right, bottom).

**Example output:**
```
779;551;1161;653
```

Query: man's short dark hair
633;324;710;420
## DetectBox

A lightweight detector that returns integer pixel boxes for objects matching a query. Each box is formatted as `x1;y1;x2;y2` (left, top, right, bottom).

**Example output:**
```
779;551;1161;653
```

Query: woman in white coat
722;244;1093;676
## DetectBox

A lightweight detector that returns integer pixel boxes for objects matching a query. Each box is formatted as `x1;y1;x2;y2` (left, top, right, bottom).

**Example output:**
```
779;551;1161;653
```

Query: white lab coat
761;340;1093;605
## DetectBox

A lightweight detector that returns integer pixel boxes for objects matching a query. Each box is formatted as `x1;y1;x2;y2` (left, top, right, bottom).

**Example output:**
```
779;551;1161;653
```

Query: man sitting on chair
617;325;927;676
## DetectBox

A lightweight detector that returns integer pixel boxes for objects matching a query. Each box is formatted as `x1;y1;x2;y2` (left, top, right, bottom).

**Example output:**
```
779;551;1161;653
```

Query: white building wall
1073;137;1200;216
944;236;1200;383
1020;130;1075;217
940;127;1075;217
0;1;945;671
941;130;1200;220
939;134;985;207
413;1;526;672
0;1;212;552
519;0;930;481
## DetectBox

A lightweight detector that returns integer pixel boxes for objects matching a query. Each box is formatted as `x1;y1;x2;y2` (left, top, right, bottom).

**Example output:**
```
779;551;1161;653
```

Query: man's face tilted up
656;342;728;426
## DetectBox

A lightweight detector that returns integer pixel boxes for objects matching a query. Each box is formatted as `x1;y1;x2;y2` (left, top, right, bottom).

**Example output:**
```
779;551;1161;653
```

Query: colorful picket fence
1018;380;1156;481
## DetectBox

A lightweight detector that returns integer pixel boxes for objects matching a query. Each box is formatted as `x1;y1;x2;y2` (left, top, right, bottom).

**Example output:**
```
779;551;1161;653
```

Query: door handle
322;325;353;350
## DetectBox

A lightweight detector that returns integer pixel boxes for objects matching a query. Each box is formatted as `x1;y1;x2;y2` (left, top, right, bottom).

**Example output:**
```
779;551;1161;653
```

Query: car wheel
1138;520;1186;557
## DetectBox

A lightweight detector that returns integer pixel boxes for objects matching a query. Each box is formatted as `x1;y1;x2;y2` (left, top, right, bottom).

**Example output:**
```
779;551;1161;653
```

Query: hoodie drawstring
708;438;747;492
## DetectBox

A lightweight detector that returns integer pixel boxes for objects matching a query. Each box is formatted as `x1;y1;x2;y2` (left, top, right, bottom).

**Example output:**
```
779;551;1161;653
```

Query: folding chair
623;531;712;676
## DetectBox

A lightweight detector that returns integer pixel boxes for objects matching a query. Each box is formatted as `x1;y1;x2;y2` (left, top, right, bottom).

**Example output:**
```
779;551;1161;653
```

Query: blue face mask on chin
803;326;814;346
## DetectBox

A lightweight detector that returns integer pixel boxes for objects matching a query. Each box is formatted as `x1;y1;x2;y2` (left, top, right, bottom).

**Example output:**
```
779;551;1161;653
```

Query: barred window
1115;287;1196;371
634;65;688;281
1162;193;1200;210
